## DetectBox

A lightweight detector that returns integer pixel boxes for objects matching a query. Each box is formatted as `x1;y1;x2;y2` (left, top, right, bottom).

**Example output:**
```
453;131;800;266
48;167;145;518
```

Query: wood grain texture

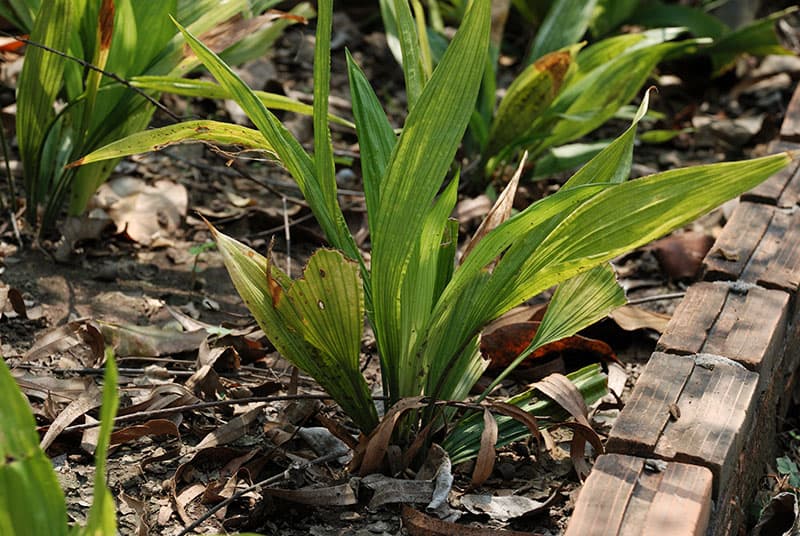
656;282;727;356
702;202;774;281
742;140;800;206
653;356;758;496
607;353;694;456
607;353;759;498
566;454;712;536
703;286;789;373
743;207;800;293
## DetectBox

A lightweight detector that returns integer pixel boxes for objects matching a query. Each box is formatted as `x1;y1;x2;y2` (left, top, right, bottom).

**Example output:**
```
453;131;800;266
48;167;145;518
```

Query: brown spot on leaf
533;51;571;94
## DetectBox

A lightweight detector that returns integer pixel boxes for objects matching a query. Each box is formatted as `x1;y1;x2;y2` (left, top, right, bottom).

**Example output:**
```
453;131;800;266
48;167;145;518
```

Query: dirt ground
2;4;800;535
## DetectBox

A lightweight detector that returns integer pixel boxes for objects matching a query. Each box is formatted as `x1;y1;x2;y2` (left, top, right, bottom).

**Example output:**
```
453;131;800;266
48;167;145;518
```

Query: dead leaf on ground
608;305;671;333
94;177;187;247
265;483;358;506
401;505;535;536
559;421;604;481
110;419;181;447
358;396;427;475
40;381;103;451
649;231;714;280
118;383;199;416
100;321;206;357
23;319;104;366
119;492;151;536
0;283;30;319
12;372;93;404
753;491;799;536
194;405;264;450
471;408;498;488
482;321;617;380
460;491;556;522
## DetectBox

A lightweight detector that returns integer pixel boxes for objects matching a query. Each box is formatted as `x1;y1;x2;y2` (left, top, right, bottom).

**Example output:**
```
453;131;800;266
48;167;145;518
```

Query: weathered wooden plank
653;355;758;496
743;207;800;293
565;454;641;536
742;140;800;206
703;202;774;281
566;454;713;536
703;286;789;373
607;353;759;498
780;83;800;142
606;353;694;456
656;282;727;356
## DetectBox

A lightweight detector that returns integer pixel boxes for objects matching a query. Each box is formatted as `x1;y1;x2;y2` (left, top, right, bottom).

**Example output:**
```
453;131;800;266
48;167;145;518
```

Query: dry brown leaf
402;505;535;536
471;408;498;488
40;381;103;451
194;405;264;450
609;304;671;333
12;372;93;403
461;491;556;522
360;474;436;509
24;320;104;365
119;492;151;536
534;373;591;428
118;384;199;415
461;152;526;263
559;421;604;481
487;401;542;451
100;321;206;357
94;177;187;246
110;419;181;447
265;483;358;506
358;396;427;475
649;231;714;280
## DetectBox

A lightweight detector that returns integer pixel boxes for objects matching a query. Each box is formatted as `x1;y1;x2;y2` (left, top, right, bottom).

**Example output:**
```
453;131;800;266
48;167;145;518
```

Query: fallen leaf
110;419;181;447
559;421;604;481
402;505;535;536
482;321;617;379
360;474;436;509
99;321;206;357
608;305;671;333
194;405;264;450
23;320;104;366
753;491;799;536
119;492;151;536
471;409;498;488
358;396;427;475
460;492;554;522
94;177;187;246
40;381;103;451
649;231;714;280
265;483;358;506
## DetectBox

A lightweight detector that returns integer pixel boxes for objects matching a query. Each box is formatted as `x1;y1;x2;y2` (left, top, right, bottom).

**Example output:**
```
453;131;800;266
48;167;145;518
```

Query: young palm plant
74;0;790;466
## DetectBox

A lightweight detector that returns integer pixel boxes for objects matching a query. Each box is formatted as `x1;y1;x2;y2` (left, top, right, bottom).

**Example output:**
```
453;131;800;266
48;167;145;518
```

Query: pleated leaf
212;228;378;432
370;0;490;400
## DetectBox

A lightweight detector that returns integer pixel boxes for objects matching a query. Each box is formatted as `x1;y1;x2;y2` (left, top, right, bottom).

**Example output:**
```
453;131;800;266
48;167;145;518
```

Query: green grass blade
80;349;119;536
0;357;68;536
173;17;359;259
346;50;396;232
69;120;274;167
16;0;71;222
392;0;424;107
128;76;354;127
313;0;338;229
527;0;597;64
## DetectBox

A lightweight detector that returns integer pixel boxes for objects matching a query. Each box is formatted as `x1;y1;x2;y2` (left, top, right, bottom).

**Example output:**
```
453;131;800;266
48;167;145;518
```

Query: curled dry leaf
119;492;150;536
460;491;556;522
118;384;199;416
482;321;617;380
608;304;671;333
649;231;715;280
360;474;436;509
471;408;498;488
23;319;104;366
402;505;535;536
93;177;187;247
358;396;427;475
265;483;358;506
0;284;29;319
110;419;180;447
99;321;206;357
40;381;103;451
559;421;604;481
534;373;591;428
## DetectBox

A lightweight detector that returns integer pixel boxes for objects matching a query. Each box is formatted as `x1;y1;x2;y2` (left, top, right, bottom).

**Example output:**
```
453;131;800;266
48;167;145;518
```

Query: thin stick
0;31;181;122
56;393;389;433
282;195;291;276
626;292;685;305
